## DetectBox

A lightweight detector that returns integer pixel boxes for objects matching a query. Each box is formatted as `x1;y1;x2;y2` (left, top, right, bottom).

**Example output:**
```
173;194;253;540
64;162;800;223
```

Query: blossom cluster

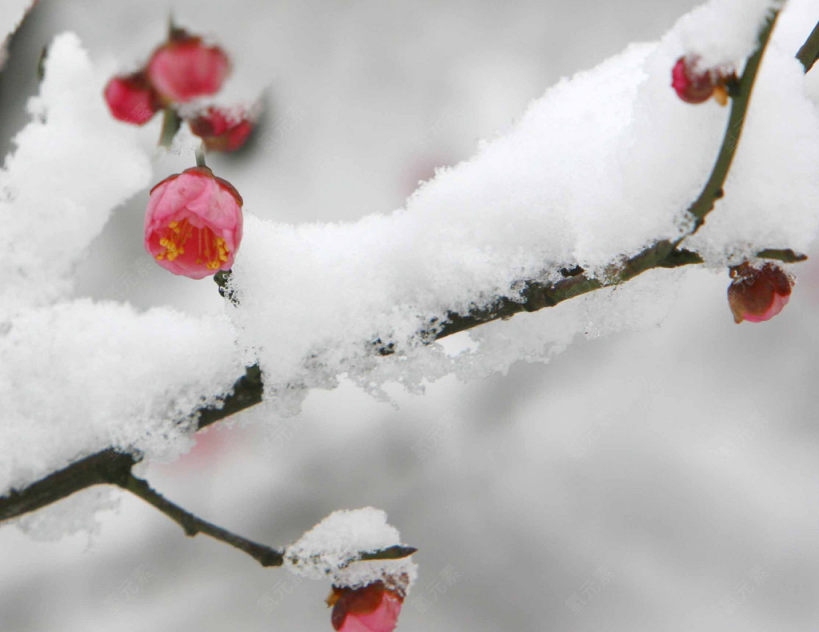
104;26;253;152
103;25;250;279
77;2;813;630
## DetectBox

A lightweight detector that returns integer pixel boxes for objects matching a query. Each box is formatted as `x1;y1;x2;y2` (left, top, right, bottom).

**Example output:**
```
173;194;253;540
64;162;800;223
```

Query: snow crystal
0;33;151;319
285;507;417;591
0;300;243;495
229;0;819;408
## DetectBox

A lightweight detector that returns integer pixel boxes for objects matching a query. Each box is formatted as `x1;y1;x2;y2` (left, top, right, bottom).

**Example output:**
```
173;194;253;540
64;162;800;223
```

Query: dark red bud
727;262;792;324
104;72;160;125
188;107;254;152
672;56;719;104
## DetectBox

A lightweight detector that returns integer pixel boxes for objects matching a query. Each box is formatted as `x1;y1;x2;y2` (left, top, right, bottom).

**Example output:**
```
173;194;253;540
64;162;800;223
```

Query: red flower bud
146;31;230;103
328;582;404;632
145;166;243;279
671;56;718;104
727;262;792;324
103;72;159;125
188;107;254;152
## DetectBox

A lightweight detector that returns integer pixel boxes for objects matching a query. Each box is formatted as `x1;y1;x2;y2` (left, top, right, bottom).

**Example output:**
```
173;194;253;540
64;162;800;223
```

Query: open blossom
328;582;403;632
103;72;159;125
727;262;792;324
147;30;229;103
188;107;254;152
145;166;243;279
671;56;731;105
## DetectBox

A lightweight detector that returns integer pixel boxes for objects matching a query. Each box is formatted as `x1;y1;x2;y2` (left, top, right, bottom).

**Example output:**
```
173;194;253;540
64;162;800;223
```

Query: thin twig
120;472;284;566
195;145;207;168
120;472;416;568
796;21;819;73
354;545;419;563
159;108;181;148
682;9;779;235
755;248;808;263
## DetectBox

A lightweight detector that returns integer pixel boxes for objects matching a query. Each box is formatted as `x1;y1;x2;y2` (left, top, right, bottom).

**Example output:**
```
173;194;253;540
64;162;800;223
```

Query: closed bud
727;262;792;324
327;582;404;632
671;56;732;105
103;72;159;125
188;106;254;152
147;30;230;103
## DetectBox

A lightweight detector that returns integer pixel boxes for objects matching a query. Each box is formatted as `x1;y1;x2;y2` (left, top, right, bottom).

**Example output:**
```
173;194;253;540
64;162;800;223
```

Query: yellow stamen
153;218;230;271
154;218;193;263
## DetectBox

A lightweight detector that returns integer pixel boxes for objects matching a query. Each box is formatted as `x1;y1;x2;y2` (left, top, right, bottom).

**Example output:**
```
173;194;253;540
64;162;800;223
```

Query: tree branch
198;364;263;431
0;8;800;545
120;472;415;568
0;240;796;527
0;450;136;522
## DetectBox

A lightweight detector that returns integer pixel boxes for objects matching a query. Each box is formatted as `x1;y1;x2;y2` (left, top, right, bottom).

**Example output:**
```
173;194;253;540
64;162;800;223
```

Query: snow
285;508;417;592
676;0;782;69
14;487;119;542
0;33;247;497
2;0;819;628
229;0;819;409
1;0;818;519
0;33;152;319
0;300;244;495
687;46;819;262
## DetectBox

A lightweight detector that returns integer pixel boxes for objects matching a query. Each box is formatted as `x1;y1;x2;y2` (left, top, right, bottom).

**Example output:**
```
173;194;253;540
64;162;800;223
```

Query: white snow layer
0;300;244;494
229;0;819;406
285;508;418;591
0;33;151;319
1;0;818;497
0;34;243;496
677;0;783;68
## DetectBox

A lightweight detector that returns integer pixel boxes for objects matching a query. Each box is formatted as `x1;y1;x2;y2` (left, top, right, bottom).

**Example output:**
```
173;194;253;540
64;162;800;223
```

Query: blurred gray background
3;1;819;631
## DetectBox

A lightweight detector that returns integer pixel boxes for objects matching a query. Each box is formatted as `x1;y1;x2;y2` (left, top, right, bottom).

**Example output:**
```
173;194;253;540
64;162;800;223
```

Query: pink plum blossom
146;31;229;103
145;166;243;279
103;72;159;125
329;582;404;632
727;262;792;324
188;107;254;152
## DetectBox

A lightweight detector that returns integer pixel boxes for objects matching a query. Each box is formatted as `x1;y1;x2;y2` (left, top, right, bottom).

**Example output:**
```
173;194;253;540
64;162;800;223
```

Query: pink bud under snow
188;107;254;152
329;582;404;632
671;56;719;104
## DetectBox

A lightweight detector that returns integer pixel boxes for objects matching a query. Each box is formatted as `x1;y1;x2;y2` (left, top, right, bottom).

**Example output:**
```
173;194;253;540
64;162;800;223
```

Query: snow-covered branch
121;473;416;568
0;3;802;527
1;1;817;587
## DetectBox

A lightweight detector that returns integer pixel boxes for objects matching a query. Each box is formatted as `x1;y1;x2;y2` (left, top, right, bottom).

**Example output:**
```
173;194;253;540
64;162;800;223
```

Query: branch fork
1;6;812;572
